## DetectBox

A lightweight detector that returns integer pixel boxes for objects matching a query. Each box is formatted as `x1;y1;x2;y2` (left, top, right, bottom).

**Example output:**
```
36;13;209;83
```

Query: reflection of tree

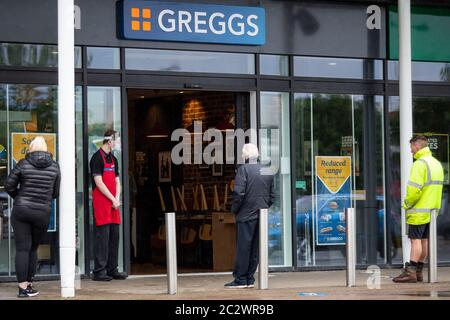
440;64;450;82
11;85;57;132
87;54;93;67
0;44;57;67
11;85;39;111
312;94;352;156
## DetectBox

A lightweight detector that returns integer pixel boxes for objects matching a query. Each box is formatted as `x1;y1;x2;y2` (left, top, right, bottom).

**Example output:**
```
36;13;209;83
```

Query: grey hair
242;143;259;161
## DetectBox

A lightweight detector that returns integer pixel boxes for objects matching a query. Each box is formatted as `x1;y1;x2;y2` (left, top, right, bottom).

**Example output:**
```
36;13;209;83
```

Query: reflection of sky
294;56;383;80
87;48;120;69
388;60;450;82
125;48;254;74
87;88;121;125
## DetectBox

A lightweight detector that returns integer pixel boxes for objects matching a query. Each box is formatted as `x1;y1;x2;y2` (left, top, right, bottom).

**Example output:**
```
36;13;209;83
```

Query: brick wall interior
180;92;236;212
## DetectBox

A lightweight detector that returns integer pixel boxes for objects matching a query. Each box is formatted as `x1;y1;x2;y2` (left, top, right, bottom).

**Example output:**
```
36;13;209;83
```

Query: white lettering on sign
428;138;438;150
159;9;176;32
228;13;245;36
179;11;192;32
209;12;226;34
157;9;259;36
247;15;259;36
366;5;381;30
194;11;207;33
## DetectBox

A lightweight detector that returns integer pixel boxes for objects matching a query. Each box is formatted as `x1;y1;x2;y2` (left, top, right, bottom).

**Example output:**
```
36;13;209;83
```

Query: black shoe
246;281;255;288
18;287;29;298
107;271;128;280
224;280;247;289
26;284;39;297
92;274;113;281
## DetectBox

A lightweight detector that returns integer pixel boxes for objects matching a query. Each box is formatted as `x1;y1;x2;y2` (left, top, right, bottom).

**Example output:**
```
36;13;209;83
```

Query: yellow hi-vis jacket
403;147;444;225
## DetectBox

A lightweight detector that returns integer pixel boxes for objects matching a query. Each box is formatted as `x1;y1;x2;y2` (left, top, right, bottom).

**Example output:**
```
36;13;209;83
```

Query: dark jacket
231;162;275;222
5;151;61;211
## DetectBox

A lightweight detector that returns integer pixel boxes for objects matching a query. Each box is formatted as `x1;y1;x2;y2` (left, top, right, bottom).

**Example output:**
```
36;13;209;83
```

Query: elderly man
225;143;275;289
393;135;444;283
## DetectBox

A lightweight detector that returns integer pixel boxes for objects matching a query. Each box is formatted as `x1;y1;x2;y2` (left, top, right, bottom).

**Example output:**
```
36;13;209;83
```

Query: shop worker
393;135;444;283
225;143;275;289
90;129;127;281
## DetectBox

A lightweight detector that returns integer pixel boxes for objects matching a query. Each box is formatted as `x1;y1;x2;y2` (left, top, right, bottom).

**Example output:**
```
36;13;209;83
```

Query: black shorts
408;223;429;239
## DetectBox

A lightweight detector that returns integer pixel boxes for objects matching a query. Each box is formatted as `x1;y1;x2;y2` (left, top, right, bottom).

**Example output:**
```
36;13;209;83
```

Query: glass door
87;86;123;274
260;92;292;267
294;93;386;267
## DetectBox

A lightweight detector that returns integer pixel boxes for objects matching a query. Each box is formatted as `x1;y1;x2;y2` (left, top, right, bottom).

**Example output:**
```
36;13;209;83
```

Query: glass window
388;60;450;82
294;93;386;267
260;55;289;76
87;47;120;70
0;84;82;278
260;92;292;267
294;56;383;80
0;43;81;68
75;86;84;275
75;46;82;69
2;84;60;276
389;96;450;264
0;84;7;276
125;48;255;74
87;86;123;273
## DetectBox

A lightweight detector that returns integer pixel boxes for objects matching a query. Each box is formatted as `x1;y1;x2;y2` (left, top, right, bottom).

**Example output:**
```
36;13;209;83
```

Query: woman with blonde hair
5;136;60;297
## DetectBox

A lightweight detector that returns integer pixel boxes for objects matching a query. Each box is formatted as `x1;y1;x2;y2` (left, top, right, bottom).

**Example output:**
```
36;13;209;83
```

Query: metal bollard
428;209;438;283
346;208;356;287
165;212;177;294
259;208;269;290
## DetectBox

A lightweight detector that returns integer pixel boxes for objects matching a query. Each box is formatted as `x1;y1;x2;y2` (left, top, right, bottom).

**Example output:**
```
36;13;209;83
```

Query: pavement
1;267;450;300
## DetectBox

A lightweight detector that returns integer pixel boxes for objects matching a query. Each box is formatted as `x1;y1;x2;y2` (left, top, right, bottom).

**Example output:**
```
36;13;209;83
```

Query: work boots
416;262;424;282
392;262;417;283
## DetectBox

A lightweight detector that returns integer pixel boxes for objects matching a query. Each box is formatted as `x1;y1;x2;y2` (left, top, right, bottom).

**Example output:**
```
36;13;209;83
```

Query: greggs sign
119;1;265;45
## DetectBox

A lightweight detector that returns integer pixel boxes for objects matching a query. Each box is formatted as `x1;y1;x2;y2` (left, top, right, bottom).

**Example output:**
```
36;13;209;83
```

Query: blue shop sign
119;1;265;45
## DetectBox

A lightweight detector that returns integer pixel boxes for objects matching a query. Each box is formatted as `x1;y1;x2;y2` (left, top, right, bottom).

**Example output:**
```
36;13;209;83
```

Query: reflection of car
268;195;401;260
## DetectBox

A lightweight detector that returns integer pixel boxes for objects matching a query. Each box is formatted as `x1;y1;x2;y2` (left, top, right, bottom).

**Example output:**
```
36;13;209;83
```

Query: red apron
92;149;121;226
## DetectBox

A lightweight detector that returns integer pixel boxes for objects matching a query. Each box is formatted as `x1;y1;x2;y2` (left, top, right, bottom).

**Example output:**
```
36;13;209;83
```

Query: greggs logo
120;1;265;45
130;7;152;31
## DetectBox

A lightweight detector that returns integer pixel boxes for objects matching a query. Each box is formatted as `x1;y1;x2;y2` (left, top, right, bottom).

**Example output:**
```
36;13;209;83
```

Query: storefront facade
0;0;450;280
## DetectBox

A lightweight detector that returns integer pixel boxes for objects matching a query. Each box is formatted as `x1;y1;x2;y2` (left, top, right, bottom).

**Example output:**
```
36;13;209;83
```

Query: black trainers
92;273;113;281
224;280;247;289
18;286;38;298
26;284;39;297
247;281;255;288
107;271;127;280
18;287;29;298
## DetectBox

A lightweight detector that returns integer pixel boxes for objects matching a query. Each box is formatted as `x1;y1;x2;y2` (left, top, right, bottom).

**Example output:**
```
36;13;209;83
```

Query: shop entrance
127;89;251;274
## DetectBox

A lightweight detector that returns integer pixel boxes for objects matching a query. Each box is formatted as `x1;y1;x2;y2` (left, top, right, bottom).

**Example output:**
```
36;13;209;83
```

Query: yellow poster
316;156;351;193
12;133;56;163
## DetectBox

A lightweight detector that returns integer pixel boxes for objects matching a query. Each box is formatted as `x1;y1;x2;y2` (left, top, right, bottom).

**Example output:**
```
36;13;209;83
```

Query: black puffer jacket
231;162;275;222
5;151;61;211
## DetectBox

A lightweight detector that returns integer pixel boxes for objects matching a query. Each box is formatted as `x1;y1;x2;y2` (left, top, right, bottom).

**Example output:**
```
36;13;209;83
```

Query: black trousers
11;205;50;283
233;219;259;285
93;223;120;276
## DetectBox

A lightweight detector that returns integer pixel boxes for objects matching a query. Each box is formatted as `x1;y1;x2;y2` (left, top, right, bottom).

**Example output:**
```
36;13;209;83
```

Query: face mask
113;137;121;152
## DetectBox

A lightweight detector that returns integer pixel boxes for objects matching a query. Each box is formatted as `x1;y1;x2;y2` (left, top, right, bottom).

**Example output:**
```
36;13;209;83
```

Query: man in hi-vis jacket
393;135;444;283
